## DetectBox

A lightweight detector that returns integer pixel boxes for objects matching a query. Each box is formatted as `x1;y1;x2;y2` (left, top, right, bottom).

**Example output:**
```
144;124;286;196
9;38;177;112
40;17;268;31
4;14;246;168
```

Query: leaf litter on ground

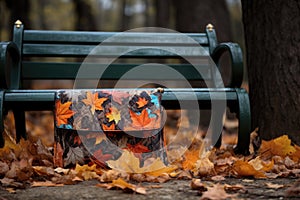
1;112;300;198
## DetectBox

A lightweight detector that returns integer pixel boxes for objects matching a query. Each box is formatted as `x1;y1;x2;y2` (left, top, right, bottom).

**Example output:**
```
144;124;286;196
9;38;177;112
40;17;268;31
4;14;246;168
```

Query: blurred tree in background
0;0;243;44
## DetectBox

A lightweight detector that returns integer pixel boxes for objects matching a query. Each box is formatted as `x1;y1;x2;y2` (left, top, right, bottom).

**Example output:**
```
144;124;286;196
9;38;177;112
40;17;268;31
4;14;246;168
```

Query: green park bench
0;20;251;155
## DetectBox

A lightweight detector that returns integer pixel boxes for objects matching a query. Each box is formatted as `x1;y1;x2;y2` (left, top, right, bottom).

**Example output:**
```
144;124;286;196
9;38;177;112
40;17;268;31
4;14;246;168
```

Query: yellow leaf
106;150;171;174
232;160;266;178
260;135;296;158
31;181;64;187
96;178;146;194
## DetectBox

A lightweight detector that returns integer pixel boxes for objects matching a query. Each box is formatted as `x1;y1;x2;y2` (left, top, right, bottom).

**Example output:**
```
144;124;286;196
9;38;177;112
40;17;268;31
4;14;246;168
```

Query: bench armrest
0;42;21;89
211;42;243;88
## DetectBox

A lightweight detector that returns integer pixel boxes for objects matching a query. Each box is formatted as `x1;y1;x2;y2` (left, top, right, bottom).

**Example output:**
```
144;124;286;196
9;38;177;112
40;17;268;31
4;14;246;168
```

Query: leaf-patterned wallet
53;89;166;168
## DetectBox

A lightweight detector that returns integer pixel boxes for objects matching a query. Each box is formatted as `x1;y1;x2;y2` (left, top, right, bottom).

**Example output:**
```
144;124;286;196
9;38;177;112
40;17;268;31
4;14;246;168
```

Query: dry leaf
32;181;64;187
191;179;206;191
200;184;236;200
232;160;266;178
97;178;146;194
211;175;225;181
73;164;101;180
260;135;296;158
265;182;284;189
107;150;171;174
192;151;214;176
182;149;200;170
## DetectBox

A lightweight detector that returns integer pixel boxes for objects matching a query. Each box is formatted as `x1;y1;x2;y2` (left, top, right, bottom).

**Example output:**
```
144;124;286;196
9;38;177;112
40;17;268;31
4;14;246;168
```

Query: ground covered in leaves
0;112;300;199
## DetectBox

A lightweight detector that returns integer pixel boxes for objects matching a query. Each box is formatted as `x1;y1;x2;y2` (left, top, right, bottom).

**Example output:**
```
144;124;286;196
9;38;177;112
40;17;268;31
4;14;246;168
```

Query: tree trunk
73;0;97;31
155;0;171;28
5;0;31;37
241;0;300;144
173;0;232;42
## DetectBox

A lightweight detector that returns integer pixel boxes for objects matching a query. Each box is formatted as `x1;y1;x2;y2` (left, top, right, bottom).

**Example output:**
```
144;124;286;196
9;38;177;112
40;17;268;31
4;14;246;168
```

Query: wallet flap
55;89;163;132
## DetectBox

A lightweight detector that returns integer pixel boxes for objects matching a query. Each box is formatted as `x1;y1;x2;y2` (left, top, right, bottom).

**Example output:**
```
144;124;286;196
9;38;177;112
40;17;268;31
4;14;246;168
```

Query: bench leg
0;90;4;147
13;110;27;142
234;88;251;155
211;105;225;148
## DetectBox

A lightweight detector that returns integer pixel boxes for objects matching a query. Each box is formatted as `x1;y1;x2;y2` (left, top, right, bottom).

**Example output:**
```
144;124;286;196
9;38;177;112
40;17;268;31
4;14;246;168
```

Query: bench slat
23;30;209;45
22;44;210;57
22;62;211;80
4;88;237;110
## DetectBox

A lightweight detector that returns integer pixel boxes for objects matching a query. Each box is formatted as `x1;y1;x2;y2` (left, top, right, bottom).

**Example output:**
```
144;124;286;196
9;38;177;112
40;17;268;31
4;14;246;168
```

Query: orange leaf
232;160;266;178
82;91;107;114
129;109;153;129
182;150;200;170
137;97;148;108
96;178;146;194
260;135;296;158
55;100;75;127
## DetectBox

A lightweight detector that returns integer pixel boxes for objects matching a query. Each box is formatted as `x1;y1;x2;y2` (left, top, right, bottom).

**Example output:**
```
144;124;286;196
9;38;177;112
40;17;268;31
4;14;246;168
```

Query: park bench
0;20;251;156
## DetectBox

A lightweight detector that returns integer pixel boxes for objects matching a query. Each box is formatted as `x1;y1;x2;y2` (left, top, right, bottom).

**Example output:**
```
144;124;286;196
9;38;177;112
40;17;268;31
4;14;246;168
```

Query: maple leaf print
55;100;75;127
82;91;108;114
106;107;121;124
136;97;148;108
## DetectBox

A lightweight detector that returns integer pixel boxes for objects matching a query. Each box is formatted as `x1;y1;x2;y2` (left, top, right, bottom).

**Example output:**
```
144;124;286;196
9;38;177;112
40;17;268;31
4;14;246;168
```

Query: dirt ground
0;178;299;200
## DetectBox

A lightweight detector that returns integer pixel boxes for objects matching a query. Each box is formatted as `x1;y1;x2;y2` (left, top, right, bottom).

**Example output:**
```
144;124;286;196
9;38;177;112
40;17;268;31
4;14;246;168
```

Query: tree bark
73;0;97;31
155;0;171;28
241;0;300;144
173;0;232;42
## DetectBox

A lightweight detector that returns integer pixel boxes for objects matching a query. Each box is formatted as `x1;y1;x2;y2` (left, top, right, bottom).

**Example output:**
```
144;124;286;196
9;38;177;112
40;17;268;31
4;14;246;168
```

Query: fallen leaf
55;101;75;127
32;181;64;187
200;184;236;200
129;109;157;129
260;135;296;158
74;164;101;180
265;182;284;189
232;160;266;178
182;149;200;170
96;178;146;194
191;178;206;191
192;151;214;176
211;175;225;181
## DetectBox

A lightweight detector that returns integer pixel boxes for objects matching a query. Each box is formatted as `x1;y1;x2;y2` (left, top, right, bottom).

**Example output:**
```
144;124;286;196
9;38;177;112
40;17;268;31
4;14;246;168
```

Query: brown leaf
265;182;284;189
200;184;236;200
190;179;206;191
96;178;146;194
53;142;64;167
32;181;64;187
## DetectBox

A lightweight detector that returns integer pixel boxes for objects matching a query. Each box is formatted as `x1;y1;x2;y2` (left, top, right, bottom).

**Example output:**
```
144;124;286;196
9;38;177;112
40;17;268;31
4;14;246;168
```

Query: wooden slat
22;44;210;57
23;30;209;45
22;62;211;80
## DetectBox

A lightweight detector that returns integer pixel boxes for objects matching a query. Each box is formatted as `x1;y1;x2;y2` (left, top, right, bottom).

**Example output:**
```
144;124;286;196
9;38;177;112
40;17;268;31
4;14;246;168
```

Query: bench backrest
12;22;219;89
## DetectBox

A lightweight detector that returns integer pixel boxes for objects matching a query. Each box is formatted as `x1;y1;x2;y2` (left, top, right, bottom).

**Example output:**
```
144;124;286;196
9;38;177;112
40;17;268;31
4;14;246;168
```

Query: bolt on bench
0;20;251;156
